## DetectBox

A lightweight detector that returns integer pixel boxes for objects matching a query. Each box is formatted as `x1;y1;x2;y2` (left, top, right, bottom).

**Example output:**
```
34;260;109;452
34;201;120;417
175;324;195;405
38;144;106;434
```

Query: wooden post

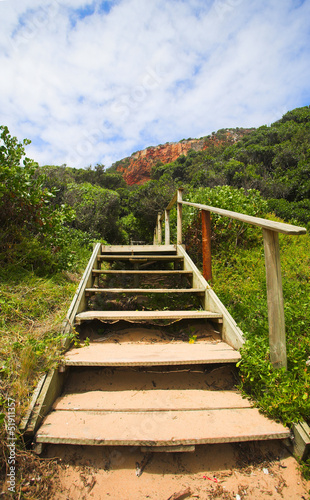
153;214;159;245
165;210;170;245
157;212;162;244
201;210;212;282
263;229;287;369
177;188;183;245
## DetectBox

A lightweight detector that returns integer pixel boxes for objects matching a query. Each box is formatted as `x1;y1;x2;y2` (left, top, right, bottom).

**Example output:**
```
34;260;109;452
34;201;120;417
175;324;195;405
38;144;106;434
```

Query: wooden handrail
181;201;306;235
166;191;178;212
154;188;307;370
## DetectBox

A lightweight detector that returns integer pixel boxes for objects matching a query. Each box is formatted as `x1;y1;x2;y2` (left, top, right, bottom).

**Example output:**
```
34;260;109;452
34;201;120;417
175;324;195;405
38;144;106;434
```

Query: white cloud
0;0;309;168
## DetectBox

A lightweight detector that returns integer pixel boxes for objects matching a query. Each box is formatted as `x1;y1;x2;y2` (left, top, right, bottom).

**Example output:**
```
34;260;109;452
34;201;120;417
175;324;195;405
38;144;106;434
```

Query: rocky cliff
111;129;253;185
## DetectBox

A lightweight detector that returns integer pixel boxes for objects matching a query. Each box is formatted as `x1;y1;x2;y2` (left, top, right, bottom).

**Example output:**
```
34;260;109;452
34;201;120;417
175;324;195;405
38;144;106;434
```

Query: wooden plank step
85;288;204;294
75;310;222;324
92;270;192;275
36;408;290;446
53;389;252;412
98;255;184;261
63;342;240;366
101;245;177;254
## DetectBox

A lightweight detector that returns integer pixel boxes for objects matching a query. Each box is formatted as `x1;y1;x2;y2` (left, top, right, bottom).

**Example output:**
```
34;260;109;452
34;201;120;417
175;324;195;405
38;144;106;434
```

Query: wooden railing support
263;229;287;369
177;188;183;245
165;210;170;245
201;210;212;282
157;212;163;245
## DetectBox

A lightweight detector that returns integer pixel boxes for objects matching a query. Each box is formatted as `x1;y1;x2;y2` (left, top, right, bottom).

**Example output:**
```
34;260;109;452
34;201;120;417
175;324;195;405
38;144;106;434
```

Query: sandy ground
45;441;310;500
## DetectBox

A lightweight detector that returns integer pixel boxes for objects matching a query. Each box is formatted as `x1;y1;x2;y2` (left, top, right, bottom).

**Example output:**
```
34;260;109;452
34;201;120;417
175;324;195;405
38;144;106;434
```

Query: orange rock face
113;130;251;185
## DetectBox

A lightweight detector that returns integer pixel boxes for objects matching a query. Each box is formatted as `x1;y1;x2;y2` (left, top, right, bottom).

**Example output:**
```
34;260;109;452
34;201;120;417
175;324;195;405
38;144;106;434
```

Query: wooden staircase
30;244;290;452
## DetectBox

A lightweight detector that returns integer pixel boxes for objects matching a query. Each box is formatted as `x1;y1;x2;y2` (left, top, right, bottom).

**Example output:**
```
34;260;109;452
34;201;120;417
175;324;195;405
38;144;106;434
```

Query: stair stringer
177;245;245;350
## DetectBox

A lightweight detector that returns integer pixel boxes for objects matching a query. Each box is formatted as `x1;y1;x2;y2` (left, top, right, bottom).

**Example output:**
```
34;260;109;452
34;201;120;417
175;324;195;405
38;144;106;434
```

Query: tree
127;176;177;242
63;182;122;242
0;126;75;271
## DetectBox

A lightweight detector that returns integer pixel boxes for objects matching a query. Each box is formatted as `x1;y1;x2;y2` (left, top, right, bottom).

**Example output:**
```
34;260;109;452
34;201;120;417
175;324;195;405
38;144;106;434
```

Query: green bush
0;126;77;273
127;176;177;242
64;182;123;242
183;186;268;264
211;232;310;426
268;198;310;228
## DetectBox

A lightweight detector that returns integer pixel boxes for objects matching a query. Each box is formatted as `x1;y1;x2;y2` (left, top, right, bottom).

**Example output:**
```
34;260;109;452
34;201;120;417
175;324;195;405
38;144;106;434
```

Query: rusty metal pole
201;210;212;282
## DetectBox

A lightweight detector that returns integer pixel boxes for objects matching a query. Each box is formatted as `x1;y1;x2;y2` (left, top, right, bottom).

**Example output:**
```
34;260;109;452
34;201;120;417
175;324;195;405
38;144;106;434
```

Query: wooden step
36;407;290;447
85;288;204;294
92;270;192;275
98;255;184;262
53;389;252;412
75;310;223;324
101;245;176;254
63;342;240;366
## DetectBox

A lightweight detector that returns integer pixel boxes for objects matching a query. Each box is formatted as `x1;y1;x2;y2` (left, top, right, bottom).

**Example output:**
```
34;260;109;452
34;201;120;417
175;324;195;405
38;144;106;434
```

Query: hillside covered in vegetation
1;107;310;493
2;105;307;258
109;128;254;185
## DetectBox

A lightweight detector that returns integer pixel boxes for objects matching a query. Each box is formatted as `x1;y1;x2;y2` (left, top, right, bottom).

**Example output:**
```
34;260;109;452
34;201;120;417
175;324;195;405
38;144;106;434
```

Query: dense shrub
63;182;123;242
268;198;310;227
182;186;268;265
0;126;76;272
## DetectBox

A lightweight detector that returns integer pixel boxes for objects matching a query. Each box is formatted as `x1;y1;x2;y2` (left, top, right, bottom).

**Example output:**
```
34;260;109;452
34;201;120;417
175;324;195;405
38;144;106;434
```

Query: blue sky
0;0;310;168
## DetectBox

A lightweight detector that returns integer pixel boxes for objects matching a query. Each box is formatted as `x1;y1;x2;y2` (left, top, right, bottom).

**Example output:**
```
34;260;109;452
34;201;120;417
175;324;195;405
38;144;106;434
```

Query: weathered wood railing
154;188;307;370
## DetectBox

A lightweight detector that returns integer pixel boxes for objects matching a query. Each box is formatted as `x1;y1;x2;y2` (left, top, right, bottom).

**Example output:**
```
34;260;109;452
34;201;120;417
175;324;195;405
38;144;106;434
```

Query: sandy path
46;441;310;499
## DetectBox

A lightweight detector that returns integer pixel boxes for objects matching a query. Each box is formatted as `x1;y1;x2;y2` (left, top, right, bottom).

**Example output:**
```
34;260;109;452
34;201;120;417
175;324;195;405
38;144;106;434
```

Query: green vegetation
63;182;122;241
0;126;93;494
148;105;310;232
0;125;93;387
212;227;310;427
0;267;83;413
0;106;310;486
